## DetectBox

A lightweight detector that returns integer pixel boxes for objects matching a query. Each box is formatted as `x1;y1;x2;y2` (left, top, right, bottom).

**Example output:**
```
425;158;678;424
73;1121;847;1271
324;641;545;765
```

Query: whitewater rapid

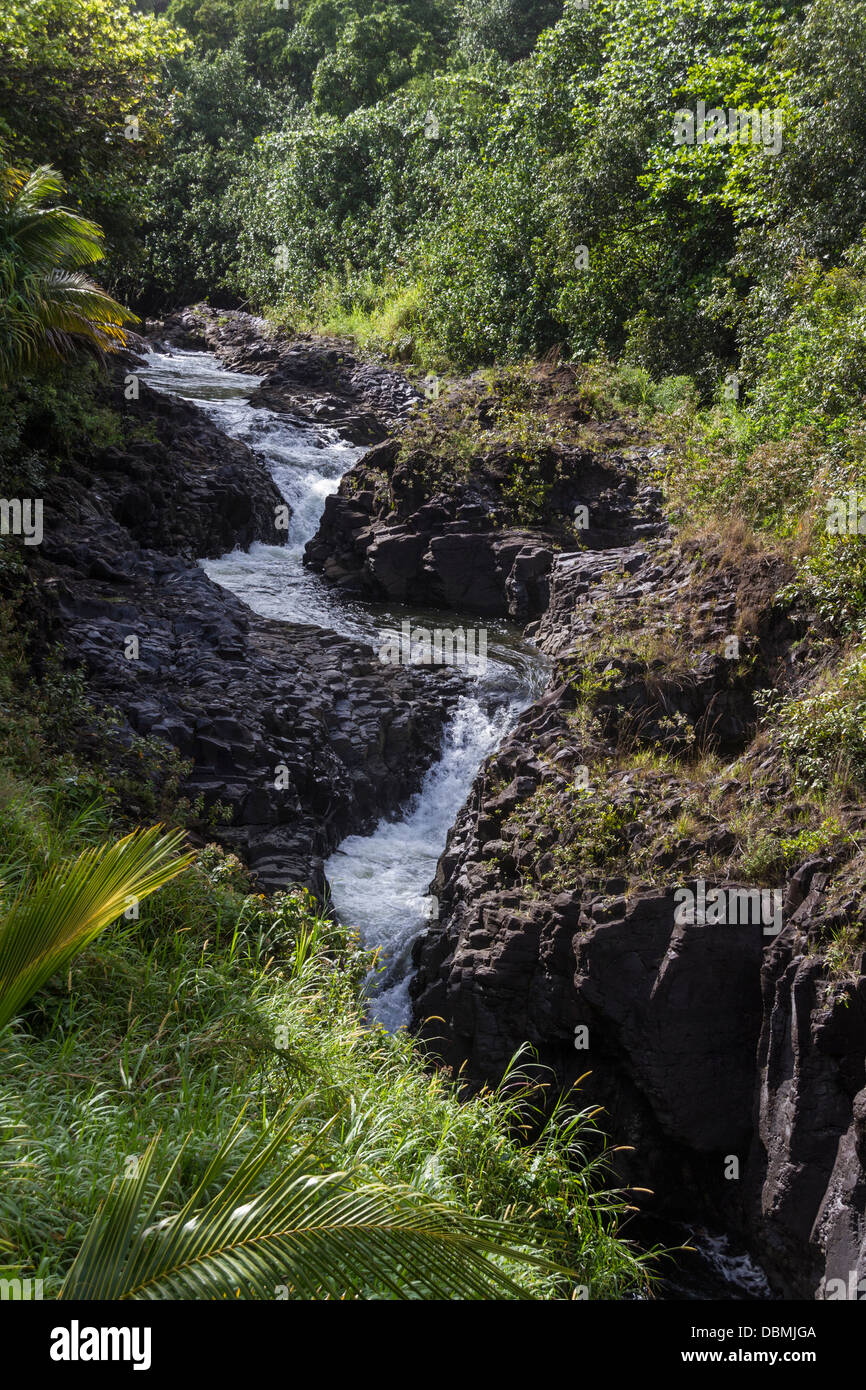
142;349;547;1027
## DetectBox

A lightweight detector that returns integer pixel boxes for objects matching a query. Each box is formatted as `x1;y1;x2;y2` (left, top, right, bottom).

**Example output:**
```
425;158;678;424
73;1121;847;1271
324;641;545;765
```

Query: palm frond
0;162;139;379
61;1109;560;1301
0;166;105;266
3;165;66;212
6;211;108;270
0;827;194;1029
31;269;137;355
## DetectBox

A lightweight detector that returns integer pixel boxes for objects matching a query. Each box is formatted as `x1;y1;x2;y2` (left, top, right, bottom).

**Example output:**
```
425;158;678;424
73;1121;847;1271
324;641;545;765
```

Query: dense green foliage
0;824;191;1030
0;0;857;373
60;1104;567;1301
131;46;288;305
7;0;864;401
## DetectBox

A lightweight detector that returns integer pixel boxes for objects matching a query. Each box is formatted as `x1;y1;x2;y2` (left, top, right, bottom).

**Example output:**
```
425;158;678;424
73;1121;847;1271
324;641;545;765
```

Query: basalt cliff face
305;371;666;623
299;343;866;1299
406;537;866;1296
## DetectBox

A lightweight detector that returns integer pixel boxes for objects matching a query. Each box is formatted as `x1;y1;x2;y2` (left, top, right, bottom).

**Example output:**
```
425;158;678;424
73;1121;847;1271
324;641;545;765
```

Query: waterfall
142;348;546;1026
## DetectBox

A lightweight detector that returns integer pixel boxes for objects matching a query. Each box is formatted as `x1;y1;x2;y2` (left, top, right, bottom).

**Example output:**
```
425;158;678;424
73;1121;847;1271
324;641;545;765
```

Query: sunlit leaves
0;826;193;1029
0;165;138;377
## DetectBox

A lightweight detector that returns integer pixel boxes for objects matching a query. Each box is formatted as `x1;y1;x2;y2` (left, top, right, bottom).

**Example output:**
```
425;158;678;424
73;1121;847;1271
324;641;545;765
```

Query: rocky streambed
28;341;458;897
30;305;865;1300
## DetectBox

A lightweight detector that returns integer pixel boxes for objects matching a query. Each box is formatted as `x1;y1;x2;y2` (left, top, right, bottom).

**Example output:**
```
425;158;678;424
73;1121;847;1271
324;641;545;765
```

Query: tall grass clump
0;824;651;1300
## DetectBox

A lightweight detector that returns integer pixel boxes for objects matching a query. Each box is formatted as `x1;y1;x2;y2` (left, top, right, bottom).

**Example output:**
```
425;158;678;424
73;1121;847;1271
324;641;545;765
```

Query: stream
141;349;548;1029
141;347;771;1300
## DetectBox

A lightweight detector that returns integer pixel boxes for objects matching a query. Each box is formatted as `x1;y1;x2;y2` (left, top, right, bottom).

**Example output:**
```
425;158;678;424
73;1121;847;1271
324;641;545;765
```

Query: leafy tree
415;0;803;374
233;71;501;306
312;4;452;116
417;151;561;365
732;0;866;378
166;0;305;73
0;0;188;268
127;46;289;307
747;240;866;443
166;0;457;101
455;0;564;62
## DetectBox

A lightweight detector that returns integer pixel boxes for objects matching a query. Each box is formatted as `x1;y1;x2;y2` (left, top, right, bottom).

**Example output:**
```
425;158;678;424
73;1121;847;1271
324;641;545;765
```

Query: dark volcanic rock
411;529;865;1296
27;358;460;893
84;376;288;560
305;423;667;621
48;558;457;894
747;925;866;1298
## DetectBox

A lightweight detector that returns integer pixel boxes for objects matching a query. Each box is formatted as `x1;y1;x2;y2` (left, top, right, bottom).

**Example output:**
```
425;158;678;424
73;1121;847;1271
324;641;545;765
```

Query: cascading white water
142;349;547;1026
326;696;516;1029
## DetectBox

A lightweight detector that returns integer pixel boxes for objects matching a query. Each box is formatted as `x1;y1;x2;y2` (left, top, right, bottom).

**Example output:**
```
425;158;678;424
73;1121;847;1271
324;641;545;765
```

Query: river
141;348;548;1029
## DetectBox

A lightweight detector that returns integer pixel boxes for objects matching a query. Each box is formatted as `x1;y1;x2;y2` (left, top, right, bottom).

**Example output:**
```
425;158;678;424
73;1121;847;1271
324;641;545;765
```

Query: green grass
266;273;445;370
0;790;651;1300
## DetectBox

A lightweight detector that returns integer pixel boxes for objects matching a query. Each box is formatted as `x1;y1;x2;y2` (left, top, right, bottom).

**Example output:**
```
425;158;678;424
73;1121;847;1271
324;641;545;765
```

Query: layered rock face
289;339;865;1297
305;378;666;622
407;530;866;1296
753;921;866;1298
26;346;460;893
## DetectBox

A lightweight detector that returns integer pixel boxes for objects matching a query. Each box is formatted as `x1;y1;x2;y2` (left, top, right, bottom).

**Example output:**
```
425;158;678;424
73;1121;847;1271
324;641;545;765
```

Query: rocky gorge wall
407;546;866;1299
408;537;866;1296
276;318;864;1300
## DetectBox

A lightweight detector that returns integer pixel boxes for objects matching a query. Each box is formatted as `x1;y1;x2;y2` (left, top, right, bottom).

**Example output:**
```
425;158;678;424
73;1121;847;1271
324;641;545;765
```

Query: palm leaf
31;270;136;357
0;826;194;1029
0;163;138;379
0;166;105;265
61;1110;559;1301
